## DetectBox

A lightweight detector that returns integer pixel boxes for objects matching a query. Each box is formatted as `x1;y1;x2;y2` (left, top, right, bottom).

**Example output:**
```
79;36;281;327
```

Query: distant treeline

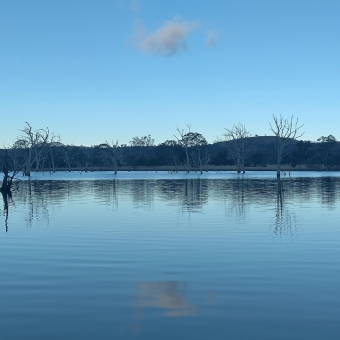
1;119;340;179
1;129;340;174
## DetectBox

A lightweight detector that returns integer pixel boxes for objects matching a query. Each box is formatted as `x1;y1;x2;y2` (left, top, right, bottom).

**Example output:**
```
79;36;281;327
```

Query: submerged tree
269;115;304;177
157;140;182;171
175;125;192;172
218;123;250;173
97;141;123;174
1;149;20;233
174;125;209;173
188;134;209;174
0;149;19;193
47;134;62;172
14;122;51;176
59;145;80;171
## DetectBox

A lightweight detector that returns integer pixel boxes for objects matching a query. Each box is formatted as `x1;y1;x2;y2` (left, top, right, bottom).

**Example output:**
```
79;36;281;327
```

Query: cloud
205;29;217;47
134;18;199;56
128;0;140;12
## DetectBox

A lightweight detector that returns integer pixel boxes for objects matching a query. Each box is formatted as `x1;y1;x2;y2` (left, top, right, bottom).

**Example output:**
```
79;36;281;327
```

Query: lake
1;171;340;339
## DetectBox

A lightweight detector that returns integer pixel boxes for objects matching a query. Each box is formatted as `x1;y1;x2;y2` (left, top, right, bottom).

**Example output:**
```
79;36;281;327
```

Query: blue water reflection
1;173;340;339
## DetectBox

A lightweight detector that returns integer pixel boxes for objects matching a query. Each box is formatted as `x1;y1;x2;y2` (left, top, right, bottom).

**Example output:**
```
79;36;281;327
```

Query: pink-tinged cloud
134;18;199;56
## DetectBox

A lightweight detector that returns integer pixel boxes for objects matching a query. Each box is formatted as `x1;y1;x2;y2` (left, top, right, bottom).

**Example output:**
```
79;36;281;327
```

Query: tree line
1;115;340;188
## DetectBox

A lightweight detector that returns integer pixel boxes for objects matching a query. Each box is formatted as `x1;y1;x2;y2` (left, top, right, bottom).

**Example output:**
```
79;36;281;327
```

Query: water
1;171;340;339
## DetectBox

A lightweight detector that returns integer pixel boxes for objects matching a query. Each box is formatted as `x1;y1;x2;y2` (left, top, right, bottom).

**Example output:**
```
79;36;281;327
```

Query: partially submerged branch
1;149;20;193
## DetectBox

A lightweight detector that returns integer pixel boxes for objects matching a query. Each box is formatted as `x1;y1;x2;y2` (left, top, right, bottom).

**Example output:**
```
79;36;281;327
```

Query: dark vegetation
1;118;340;187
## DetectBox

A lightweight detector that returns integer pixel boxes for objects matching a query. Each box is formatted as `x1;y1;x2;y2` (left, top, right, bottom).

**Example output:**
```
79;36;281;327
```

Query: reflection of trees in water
181;179;208;213
135;281;198;317
20;180;55;228
142;179;209;213
216;177;274;224
3;176;340;230
93;180;118;209
226;177;247;223
129;180;155;210
272;178;297;238
1;191;11;232
3;180;76;230
318;177;337;208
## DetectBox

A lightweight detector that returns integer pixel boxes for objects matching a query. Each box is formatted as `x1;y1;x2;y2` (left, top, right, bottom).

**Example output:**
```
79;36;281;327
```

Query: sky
1;0;340;146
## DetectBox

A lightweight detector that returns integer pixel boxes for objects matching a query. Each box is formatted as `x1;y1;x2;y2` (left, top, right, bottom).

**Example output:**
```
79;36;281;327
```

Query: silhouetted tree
269;115;304;177
157;140;183;171
0;149;19;193
97;141;123;174
130;135;155;147
187;133;209;174
60;145;79;171
218;123;250;173
316;135;337;169
175;125;208;173
175;124;192;172
14;122;50;176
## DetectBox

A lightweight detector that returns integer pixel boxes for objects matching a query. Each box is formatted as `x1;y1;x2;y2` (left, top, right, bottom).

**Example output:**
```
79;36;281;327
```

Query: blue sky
1;0;339;146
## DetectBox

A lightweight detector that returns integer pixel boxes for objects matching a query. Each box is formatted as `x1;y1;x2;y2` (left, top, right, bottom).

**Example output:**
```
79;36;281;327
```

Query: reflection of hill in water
3;177;340;232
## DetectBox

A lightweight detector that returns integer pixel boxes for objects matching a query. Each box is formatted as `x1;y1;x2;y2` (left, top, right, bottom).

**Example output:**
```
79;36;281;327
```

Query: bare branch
269;114;304;176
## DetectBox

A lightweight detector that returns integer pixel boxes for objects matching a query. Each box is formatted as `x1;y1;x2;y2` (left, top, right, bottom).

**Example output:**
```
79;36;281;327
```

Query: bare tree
158;140;182;172
175;126;209;174
15;122;50;176
8;143;26;172
97;141;123;174
174;124;192;173
1;149;19;193
269;115;304;177
48;134;62;172
188;133;209;174
60;145;79;171
218;123;250;173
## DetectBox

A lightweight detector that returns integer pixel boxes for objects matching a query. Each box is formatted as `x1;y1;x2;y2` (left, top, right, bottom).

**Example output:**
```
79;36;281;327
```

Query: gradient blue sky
1;0;340;146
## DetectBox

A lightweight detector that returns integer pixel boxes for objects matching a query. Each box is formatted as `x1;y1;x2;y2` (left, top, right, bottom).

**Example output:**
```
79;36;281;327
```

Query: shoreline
23;165;340;173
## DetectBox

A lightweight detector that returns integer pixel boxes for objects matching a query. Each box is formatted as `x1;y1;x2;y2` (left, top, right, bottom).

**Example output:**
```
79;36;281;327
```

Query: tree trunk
1;150;17;193
26;149;32;176
277;148;282;177
50;148;56;172
185;149;190;173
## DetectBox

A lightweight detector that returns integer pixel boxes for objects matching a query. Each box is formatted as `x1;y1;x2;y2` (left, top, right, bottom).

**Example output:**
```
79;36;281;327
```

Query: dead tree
98;141;123;174
174;124;192;173
269;115;304;177
48;135;62;172
60;145;79;171
188;134;209;174
16;122;50;176
218;123;250;173
1;150;19;193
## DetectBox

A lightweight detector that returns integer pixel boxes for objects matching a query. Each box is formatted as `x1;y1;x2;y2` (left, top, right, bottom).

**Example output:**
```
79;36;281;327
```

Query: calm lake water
1;171;340;340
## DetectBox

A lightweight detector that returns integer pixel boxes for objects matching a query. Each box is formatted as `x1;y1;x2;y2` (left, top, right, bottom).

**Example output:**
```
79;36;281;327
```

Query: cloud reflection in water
136;281;198;317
